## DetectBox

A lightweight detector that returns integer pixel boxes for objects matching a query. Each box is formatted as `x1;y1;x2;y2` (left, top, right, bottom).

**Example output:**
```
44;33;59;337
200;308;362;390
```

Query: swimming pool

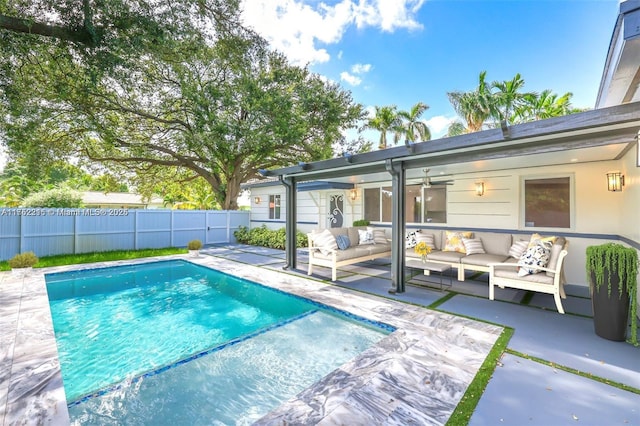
45;260;393;423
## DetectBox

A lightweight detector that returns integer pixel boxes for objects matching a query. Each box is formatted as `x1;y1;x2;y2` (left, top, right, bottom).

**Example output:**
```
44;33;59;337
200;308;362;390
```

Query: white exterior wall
248;186;362;233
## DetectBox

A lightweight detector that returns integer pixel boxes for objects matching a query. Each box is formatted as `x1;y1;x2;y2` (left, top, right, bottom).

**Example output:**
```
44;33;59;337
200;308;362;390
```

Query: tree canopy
446;71;584;136
1;0;364;209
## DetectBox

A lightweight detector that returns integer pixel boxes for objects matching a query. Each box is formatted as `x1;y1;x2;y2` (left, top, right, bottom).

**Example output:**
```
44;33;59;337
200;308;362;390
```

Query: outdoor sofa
307;226;391;281
406;229;569;313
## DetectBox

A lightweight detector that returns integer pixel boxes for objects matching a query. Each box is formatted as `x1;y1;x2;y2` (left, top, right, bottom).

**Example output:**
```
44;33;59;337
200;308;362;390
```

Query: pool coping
1;255;503;425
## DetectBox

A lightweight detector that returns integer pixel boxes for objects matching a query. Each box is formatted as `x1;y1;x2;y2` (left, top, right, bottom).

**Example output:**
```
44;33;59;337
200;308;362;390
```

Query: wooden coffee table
405;259;452;290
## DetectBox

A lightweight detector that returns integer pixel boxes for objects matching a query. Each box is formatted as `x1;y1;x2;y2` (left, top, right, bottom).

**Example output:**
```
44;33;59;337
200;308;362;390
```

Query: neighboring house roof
82;191;163;207
596;0;640;108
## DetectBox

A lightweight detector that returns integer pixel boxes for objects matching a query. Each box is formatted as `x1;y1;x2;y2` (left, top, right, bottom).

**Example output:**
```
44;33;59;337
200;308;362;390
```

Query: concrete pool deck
2;254;503;425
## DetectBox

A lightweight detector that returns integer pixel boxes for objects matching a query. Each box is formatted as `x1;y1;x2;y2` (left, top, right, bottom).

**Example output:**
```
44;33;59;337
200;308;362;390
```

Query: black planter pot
591;271;630;341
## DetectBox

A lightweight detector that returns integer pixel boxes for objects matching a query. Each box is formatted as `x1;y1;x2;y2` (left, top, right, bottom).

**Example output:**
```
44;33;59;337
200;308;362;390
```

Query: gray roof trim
262;102;640;181
596;0;640;107
297;181;354;191
241;179;355;191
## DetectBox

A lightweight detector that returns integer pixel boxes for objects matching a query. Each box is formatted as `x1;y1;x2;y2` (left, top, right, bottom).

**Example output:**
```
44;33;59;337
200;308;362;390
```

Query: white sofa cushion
368;227;387;244
508;240;529;259
462;238;485;255
313;229;338;255
415;232;436;250
358;229;374;245
405;230;419;248
517;241;552;276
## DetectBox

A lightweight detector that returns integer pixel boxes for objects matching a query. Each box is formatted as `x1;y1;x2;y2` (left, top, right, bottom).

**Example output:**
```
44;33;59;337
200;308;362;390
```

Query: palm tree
515;90;574;122
490;73;528;124
395;102;431;144
446;121;466;137
361;105;402;150
447;71;493;133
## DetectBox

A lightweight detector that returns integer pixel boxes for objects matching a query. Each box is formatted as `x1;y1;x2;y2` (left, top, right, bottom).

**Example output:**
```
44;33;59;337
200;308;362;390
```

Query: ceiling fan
421;168;454;188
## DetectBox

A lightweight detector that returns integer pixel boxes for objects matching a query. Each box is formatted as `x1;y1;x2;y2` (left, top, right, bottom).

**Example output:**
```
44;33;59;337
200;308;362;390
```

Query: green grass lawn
0;247;187;271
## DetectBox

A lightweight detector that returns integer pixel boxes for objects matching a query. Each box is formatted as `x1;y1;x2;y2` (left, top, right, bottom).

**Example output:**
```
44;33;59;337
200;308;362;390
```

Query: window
269;194;281;219
524;177;571;228
423;185;447;223
364;188;380;222
363;184;447;224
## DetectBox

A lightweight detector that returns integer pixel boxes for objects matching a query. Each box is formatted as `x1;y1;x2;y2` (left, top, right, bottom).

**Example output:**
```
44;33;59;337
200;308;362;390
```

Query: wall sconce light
349;188;357;201
475;182;485;196
254;196;261;204
606;172;624;192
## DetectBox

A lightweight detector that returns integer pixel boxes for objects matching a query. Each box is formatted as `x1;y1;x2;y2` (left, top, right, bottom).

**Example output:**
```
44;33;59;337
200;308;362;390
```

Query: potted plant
187;239;203;257
8;251;39;277
586;243;638;345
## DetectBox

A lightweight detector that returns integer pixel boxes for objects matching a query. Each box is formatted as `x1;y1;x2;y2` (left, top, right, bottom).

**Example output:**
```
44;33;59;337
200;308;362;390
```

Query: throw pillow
358;229;374;245
415;232;436;250
312;229;338;255
368;227;387;244
546;237;566;277
528;233;557;248
443;231;473;253
335;234;351;250
517;241;552;276
405;230;420;249
508;240;530;259
462;238;486;255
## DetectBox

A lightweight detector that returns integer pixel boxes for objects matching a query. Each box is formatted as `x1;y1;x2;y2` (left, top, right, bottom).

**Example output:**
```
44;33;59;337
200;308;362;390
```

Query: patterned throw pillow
528;233;557;248
508;240;530;259
405;230;420;249
358;229;374;245
517;241;552;276
415;232;436;250
443;231;473;253
462;238;485;255
368;227;388;244
335;234;351;250
312;229;338;255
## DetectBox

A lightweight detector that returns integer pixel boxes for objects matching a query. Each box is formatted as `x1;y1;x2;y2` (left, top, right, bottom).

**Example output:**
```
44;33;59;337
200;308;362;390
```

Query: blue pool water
45;260;391;424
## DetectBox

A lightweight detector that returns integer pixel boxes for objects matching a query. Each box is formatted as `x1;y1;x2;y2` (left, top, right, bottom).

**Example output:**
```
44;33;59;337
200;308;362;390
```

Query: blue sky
241;0;620;138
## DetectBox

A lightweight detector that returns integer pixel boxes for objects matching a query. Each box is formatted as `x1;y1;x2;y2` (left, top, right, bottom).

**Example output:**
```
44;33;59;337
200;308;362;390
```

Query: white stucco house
242;0;640;292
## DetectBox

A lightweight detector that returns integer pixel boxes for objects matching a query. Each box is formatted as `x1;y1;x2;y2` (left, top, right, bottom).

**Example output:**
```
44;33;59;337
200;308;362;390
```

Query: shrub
187;239;203;250
21;187;83;208
233;225;307;249
8;252;39;269
353;219;370;226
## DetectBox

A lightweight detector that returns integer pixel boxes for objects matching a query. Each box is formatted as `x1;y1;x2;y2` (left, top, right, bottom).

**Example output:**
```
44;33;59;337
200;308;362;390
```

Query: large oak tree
1;0;364;209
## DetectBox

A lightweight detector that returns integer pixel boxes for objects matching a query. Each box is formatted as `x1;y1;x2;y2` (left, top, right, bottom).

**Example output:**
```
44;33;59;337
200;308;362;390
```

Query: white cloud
353;0;426;32
351;63;372;74
426;115;456;139
240;0;426;66
340;72;362;86
340;63;372;85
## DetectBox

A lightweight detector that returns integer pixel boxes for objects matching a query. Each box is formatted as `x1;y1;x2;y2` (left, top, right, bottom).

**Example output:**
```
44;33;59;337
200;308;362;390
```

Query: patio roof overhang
263;102;640;182
273;101;640;293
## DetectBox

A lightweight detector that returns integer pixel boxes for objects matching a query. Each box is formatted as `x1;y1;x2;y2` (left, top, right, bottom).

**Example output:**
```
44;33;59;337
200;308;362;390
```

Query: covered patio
257;101;640;294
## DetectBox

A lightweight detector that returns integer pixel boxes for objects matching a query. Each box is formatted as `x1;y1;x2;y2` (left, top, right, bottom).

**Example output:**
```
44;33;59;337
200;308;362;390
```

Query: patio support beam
385;159;406;293
281;176;297;271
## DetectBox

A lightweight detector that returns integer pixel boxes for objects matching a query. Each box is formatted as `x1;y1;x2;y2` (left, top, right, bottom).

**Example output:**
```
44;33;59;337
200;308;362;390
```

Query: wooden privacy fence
0;208;249;261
